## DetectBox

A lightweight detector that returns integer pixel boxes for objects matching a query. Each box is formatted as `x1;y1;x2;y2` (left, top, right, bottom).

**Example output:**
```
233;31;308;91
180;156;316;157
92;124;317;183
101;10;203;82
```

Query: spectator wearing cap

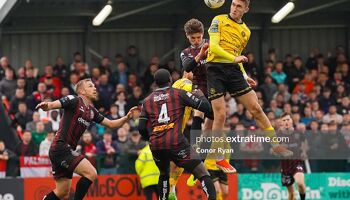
96;130;118;175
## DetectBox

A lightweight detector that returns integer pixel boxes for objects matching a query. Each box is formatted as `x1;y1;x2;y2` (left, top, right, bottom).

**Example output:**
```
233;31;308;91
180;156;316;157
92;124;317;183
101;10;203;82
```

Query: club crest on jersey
241;31;246;37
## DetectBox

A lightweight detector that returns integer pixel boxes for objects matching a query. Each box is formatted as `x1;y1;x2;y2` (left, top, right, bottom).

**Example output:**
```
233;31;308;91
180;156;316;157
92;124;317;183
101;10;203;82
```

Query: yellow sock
263;126;278;146
217;192;224;200
169;167;184;189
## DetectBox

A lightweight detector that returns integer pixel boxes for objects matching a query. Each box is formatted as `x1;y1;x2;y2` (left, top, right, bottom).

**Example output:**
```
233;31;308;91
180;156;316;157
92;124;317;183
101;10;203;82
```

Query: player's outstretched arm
35;100;62;111
101;106;138;129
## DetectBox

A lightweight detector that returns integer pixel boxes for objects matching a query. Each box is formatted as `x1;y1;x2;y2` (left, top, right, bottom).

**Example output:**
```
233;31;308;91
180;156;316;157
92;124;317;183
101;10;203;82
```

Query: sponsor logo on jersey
78;117;90;127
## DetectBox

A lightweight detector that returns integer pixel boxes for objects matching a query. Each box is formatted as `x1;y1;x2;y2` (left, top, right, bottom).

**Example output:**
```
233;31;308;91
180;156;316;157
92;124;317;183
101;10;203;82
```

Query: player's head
76;78;98;101
154;69;171;87
182;69;193;81
184;18;204;47
230;0;250;21
280;112;293;130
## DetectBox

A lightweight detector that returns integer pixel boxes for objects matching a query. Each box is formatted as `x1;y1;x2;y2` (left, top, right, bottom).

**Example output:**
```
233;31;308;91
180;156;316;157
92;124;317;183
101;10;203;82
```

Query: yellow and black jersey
172;78;193;131
206;14;250;74
207;14;250;63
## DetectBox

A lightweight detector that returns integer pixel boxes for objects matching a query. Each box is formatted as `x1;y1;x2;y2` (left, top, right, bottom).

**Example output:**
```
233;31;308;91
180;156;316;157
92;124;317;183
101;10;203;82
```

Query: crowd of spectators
0;44;349;176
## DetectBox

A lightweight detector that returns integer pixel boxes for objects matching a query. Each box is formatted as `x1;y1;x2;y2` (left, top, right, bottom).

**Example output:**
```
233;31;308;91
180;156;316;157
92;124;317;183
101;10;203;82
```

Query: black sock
158;175;169;200
191;116;204;131
300;193;305;200
74;177;93;200
43;191;60;200
199;175;216;200
191;116;205;162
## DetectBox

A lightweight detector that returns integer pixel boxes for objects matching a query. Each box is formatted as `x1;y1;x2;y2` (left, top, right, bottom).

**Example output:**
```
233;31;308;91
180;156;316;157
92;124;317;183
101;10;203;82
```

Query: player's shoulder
65;94;77;99
172;78;193;92
141;93;153;103
214;14;228;20
60;94;78;102
241;22;251;34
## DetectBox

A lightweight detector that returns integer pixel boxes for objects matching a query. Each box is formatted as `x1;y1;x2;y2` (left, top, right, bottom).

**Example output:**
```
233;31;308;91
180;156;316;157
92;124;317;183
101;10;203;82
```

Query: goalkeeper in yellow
207;0;292;168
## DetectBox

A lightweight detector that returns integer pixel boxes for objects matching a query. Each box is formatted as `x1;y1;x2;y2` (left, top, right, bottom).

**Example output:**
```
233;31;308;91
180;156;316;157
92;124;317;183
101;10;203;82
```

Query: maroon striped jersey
52;95;104;150
180;39;208;87
279;131;305;174
140;86;204;150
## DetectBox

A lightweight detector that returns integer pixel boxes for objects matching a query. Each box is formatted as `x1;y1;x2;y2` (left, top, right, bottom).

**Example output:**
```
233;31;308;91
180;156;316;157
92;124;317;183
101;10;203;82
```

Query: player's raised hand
127;106;139;119
196;43;209;62
35;102;49;111
234;55;248;64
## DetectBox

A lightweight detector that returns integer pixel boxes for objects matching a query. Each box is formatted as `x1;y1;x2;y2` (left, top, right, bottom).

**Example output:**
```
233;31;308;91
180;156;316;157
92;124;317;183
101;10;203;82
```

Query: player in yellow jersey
207;0;292;173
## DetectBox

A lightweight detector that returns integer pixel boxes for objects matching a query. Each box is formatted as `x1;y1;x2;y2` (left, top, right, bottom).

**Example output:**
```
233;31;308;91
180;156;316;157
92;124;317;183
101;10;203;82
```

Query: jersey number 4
158;103;170;123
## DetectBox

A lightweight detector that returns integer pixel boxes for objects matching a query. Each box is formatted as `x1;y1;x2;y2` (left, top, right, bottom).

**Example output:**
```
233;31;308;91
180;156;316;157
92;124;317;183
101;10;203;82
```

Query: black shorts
206;62;252;101
208;170;228;185
49;145;85;179
151;140;201;173
281;165;304;187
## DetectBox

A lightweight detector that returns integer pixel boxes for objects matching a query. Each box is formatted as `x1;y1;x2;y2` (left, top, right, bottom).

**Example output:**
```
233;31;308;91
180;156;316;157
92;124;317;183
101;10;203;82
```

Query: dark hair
154;69;171;87
184;18;204;35
280;112;292;118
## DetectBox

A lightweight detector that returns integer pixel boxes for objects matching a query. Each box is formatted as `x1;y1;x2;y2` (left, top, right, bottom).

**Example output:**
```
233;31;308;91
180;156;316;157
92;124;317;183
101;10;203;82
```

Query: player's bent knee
86;168;98;181
55;188;70;199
